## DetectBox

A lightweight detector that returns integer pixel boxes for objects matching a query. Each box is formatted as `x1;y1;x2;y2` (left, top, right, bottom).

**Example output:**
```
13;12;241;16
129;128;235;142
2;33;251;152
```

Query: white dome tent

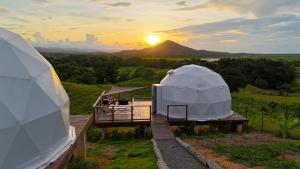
0;28;75;169
152;64;232;121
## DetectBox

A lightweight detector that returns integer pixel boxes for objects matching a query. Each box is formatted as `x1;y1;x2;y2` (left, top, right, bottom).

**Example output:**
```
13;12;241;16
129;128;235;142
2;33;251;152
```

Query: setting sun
146;35;160;46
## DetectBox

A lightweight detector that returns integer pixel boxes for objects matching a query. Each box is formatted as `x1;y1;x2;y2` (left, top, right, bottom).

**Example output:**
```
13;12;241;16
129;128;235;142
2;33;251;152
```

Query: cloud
91;0;131;7
67;11;134;22
33;32;123;52
106;2;131;7
176;1;186;6
159;14;300;53
0;6;8;13
175;0;300;17
5;16;30;23
30;0;59;5
221;39;238;43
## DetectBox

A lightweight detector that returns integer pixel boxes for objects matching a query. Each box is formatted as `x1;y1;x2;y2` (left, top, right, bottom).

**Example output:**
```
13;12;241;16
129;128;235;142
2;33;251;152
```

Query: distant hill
37;40;300;58
36;47;109;55
114;40;232;57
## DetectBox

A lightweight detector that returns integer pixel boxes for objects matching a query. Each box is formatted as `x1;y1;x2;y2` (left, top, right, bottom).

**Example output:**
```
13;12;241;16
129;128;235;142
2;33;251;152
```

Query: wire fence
233;101;300;134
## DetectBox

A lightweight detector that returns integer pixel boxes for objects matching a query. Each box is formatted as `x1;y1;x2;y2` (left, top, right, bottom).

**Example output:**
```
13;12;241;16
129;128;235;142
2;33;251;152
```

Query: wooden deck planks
46;115;93;169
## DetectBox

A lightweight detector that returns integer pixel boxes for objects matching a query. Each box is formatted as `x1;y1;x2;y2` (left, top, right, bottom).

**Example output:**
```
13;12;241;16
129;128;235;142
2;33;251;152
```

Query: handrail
92;91;106;108
134;97;152;100
167;104;188;122
94;104;151;108
95;104;152;123
93;91;106;122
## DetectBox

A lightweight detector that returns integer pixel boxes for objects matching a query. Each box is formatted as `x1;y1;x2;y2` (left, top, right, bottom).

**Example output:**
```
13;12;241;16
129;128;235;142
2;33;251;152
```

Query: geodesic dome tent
0;28;75;169
152;64;232;121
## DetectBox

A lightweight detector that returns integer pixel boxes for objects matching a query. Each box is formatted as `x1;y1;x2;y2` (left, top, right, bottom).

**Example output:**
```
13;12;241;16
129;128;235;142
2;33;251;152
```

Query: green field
63;82;110;115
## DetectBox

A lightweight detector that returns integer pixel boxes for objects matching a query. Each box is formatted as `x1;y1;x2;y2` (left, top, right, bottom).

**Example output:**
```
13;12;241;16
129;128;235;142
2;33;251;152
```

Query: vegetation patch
67;158;99;169
208;143;300;169
87;139;156;169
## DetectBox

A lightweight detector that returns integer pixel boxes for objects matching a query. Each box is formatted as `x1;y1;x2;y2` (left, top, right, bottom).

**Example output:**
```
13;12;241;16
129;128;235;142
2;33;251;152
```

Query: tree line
45;53;296;92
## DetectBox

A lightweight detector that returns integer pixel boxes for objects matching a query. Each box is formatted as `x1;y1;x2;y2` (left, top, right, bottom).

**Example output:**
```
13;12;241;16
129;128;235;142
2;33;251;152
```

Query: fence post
261;105;264;132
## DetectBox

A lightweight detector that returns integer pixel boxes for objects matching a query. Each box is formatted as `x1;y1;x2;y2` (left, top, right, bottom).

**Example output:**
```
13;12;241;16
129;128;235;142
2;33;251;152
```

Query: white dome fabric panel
0;28;75;169
159;64;232;121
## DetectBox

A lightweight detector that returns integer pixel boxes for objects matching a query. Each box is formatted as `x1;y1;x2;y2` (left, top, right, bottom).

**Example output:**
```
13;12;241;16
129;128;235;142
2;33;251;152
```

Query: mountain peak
156;40;183;47
115;40;229;57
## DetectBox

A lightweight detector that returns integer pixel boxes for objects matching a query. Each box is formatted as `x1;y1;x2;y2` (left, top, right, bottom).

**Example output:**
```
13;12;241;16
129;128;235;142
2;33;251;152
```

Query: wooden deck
94;100;152;127
168;112;248;126
94;99;248;127
46;115;93;169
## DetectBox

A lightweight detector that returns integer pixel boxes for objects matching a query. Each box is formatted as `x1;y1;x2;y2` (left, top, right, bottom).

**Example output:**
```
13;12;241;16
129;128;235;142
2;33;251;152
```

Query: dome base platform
93;98;248;129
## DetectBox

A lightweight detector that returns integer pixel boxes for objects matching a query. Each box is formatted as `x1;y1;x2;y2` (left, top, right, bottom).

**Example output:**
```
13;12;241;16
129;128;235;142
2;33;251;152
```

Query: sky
1;0;300;53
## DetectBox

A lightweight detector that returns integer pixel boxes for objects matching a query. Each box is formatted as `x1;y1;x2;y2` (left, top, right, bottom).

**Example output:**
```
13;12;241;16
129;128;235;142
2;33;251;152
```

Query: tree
278;83;292;96
133;67;155;80
118;68;132;82
218;67;247;92
277;107;300;159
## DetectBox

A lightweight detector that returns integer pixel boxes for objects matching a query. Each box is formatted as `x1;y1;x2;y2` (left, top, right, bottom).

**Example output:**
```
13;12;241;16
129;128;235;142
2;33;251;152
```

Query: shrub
87;127;101;142
67;159;99;169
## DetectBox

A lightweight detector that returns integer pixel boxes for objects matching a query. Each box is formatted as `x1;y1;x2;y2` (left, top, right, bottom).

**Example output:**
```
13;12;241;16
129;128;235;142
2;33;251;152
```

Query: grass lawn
232;85;300;139
117;78;154;98
63;82;110;115
208;143;300;169
232;85;300;105
87;139;156;169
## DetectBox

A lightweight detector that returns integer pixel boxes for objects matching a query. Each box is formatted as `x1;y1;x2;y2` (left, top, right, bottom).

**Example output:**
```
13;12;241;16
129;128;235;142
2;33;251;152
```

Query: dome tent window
152;64;232;121
0;28;75;169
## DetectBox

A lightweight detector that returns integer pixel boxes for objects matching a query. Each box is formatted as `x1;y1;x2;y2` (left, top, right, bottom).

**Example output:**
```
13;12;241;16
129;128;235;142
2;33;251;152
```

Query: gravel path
156;139;207;169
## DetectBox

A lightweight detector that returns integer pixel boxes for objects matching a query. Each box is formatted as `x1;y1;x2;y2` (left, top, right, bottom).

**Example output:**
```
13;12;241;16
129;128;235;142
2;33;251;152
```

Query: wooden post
94;107;97;122
131;106;134;122
167;105;169;121
236;124;243;133
112;106;114;122
185;105;188;122
75;132;86;160
244;106;248;132
149;105;152;122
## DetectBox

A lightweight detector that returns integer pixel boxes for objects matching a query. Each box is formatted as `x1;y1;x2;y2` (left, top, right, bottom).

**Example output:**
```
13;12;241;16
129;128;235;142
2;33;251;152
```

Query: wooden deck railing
167;104;188;122
92;91;106;121
94;104;152;123
93;91;152;123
